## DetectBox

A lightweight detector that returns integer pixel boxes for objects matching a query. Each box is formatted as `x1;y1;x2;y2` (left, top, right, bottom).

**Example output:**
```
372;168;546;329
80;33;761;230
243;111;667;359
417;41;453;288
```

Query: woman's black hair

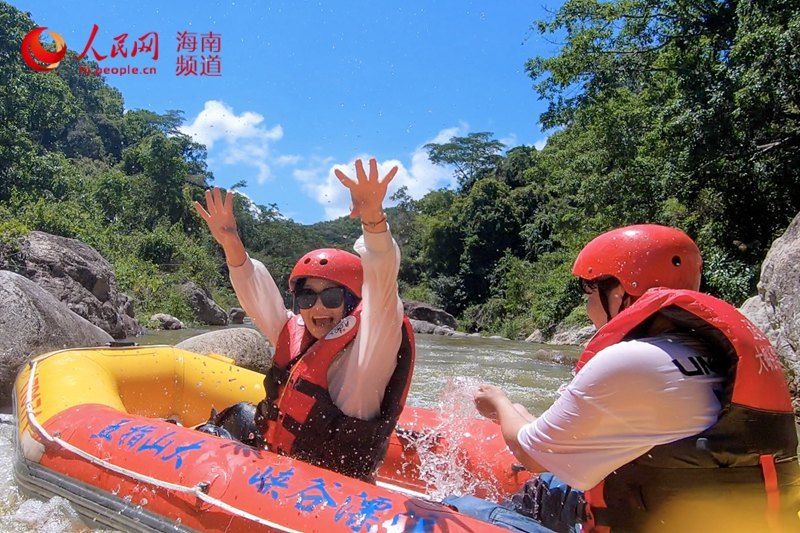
292;277;361;316
343;289;359;316
581;275;622;320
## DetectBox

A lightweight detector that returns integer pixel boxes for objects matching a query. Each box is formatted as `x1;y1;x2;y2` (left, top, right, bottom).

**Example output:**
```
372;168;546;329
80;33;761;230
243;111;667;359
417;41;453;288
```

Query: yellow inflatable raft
13;345;528;532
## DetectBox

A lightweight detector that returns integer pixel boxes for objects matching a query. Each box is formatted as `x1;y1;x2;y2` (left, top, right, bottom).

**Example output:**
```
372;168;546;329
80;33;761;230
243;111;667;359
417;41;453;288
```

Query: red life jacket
575;288;799;531
255;305;416;481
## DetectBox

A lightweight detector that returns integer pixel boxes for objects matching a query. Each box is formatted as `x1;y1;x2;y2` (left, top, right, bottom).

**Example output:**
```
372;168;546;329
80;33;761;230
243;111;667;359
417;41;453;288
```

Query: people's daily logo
20;23;222;77
20;27;66;72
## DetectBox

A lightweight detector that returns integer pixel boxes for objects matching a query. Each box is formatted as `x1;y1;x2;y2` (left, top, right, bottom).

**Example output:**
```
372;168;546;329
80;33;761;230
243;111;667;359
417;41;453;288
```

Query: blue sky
14;0;561;223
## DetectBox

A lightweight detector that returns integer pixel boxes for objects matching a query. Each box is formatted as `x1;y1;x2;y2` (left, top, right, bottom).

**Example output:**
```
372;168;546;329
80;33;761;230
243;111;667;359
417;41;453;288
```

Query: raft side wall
173;347;266;426
14;346;267;427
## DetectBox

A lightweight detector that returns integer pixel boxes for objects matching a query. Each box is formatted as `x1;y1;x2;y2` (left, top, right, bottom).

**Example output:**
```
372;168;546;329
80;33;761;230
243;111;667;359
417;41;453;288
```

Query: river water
0;330;578;531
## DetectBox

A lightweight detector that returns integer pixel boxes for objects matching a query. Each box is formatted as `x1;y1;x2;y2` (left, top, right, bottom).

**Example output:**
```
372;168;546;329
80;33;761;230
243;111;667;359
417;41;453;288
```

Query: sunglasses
295;287;345;310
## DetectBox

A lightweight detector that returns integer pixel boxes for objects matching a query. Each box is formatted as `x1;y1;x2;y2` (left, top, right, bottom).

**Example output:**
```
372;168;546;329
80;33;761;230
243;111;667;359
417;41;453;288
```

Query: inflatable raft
13;345;531;532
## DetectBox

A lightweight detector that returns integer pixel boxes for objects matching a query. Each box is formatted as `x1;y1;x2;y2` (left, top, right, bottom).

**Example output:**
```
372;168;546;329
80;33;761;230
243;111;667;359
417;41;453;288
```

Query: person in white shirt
469;225;798;531
193;158;415;480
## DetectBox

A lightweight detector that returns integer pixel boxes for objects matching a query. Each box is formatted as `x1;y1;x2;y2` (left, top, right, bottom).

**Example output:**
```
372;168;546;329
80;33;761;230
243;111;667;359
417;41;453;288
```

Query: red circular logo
21;27;67;72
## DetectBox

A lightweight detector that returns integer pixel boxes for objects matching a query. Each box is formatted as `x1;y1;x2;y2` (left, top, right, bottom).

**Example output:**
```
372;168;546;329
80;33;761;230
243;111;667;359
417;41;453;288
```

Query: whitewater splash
401;377;506;503
0;414;117;533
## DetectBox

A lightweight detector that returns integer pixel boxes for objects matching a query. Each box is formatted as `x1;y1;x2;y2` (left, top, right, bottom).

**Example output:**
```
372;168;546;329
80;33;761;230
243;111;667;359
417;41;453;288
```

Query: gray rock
433;325;455;336
5;231;142;339
179;281;228;326
468;332;482;337
229;307;246;325
410;319;437;335
741;295;791;388
741;212;800;412
176;327;273;374
550;325;597;346
488;335;511;341
740;296;772;335
150;313;184;330
532;348;578;365
403;300;457;329
451;331;469;338
524;330;545;343
0;271;113;406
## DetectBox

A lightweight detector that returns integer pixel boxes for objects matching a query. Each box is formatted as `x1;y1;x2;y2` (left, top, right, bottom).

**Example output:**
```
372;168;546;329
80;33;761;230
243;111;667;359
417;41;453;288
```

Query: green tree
424;132;506;191
524;0;800;304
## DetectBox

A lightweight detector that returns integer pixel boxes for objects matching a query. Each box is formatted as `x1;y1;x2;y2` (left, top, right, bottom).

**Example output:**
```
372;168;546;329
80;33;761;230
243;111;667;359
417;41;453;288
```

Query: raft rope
24;356;303;533
23;353;428;530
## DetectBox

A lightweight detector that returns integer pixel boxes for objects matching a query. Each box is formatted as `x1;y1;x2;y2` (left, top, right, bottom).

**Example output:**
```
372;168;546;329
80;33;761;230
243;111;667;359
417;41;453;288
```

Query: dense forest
1;0;799;337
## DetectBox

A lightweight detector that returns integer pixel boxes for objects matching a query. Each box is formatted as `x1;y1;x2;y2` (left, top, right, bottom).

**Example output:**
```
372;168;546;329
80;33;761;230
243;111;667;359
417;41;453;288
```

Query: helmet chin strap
599;289;613;323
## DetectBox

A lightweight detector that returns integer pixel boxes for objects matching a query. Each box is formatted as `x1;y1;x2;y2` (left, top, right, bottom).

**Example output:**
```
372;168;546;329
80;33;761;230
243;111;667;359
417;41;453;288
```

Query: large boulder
176;327;273;374
179;282;228;326
4;231;141;339
739;296;771;334
524;330;545;343
0;271;113;406
149;313;184;330
402;300;457;329
409;319;437;335
740;212;800;411
229;307;246;324
549;324;597;346
433;325;455;336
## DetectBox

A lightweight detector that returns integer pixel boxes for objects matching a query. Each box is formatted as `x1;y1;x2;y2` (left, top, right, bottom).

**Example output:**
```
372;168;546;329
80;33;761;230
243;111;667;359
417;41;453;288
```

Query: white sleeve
228;254;292;348
327;225;404;420
516;339;723;490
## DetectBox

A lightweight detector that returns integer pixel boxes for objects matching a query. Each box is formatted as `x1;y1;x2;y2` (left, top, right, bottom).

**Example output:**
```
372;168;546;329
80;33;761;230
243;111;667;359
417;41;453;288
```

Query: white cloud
179;100;283;149
276;154;302;166
179;100;285;185
293;125;469;220
181;103;523;221
178;100;283;150
293;156;348;219
223;143;273;183
534;137;548;150
499;133;518;149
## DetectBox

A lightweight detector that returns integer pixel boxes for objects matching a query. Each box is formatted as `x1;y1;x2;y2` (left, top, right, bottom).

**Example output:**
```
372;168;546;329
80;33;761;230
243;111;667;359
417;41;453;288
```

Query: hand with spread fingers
334;158;398;232
194;187;247;267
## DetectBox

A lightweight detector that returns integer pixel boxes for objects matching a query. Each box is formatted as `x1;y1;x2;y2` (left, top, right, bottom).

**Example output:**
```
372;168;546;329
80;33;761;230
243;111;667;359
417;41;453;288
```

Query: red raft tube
13;345;531;532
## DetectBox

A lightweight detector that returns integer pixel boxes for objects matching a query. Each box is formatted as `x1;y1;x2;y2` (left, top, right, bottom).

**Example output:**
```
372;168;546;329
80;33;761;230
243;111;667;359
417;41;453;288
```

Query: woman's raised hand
194;187;247;266
334;158;398;225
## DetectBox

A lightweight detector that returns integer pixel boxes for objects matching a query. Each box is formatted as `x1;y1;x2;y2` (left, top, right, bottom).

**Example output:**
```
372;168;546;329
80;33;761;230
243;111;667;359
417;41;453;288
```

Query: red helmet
572;224;702;297
289;248;363;298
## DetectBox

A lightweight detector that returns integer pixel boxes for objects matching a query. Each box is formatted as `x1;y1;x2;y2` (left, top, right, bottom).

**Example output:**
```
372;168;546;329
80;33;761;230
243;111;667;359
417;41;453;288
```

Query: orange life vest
256;306;415;481
576;288;798;531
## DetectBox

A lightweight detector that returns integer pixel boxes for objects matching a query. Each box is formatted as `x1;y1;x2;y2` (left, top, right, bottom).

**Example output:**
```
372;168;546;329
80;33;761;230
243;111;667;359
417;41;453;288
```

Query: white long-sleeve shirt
228;226;404;421
516;334;724;490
